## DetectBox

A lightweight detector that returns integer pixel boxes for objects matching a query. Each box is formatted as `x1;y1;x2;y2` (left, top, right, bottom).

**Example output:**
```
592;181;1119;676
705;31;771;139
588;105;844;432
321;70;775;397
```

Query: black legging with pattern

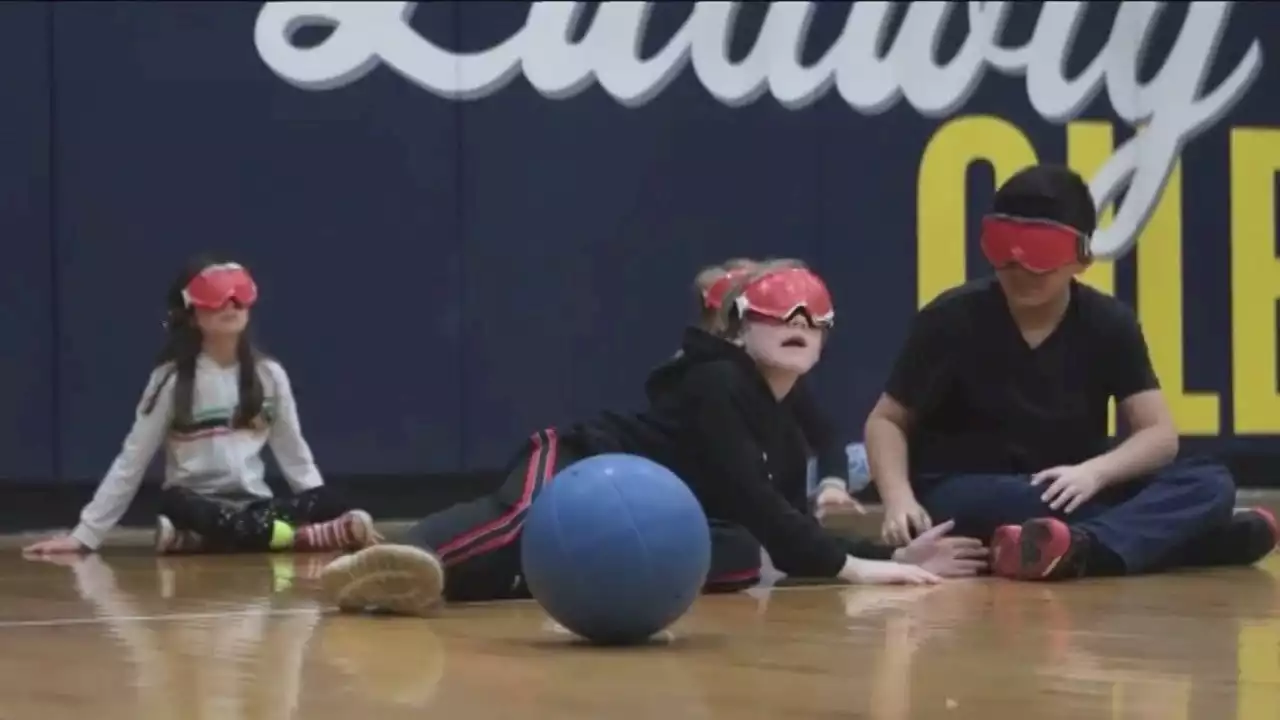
160;486;350;551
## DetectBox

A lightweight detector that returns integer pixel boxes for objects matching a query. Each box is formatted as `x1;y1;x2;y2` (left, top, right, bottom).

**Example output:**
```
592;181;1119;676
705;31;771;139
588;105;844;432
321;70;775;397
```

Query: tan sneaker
319;544;445;617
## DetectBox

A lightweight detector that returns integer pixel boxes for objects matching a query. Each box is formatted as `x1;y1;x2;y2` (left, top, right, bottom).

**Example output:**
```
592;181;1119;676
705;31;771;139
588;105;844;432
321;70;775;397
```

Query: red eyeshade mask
735;267;834;329
980;214;1090;274
703;268;751;311
183;263;259;310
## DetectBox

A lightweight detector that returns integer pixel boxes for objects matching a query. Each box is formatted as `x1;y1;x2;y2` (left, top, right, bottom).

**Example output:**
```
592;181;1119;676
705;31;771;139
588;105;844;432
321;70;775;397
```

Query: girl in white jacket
24;258;380;556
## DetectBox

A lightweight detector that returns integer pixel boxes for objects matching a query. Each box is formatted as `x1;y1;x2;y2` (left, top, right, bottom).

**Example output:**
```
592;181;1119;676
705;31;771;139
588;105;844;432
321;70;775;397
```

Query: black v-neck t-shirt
883;277;1160;477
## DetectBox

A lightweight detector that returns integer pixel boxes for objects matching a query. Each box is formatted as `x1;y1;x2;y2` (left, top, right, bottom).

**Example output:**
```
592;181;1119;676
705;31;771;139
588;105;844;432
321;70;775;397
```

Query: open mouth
781;335;809;348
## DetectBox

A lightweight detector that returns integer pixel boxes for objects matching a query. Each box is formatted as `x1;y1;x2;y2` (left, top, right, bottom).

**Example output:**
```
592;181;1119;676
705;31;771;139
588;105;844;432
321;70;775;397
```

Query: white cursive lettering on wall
254;1;1264;260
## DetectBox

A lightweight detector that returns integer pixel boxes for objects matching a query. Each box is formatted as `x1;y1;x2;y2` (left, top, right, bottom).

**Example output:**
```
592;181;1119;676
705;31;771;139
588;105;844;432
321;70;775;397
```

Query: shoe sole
320;545;445;617
1017;520;1071;580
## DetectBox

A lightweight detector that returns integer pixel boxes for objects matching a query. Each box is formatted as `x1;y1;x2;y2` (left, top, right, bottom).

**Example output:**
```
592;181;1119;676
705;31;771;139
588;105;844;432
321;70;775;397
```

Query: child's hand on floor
890;520;988;577
22;535;88;556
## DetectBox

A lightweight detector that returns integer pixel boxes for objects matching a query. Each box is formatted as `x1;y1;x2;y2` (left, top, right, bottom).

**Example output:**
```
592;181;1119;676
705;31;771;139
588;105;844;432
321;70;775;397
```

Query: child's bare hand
22;535;87;556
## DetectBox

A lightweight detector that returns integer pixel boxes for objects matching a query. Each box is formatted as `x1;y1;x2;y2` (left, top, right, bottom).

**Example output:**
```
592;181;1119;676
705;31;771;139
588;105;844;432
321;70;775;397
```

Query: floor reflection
63;554;324;720
2;550;1276;719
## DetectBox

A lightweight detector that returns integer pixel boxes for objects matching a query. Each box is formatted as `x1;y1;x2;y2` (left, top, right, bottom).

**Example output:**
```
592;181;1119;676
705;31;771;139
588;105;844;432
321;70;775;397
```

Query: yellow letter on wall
1069;123;1218;436
1136;158;1220;436
1230;127;1280;434
916;116;1038;308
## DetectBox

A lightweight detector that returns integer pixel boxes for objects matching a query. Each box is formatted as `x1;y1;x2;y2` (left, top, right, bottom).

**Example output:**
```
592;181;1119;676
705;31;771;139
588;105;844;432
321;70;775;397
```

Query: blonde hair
721;257;759;272
759;257;808;270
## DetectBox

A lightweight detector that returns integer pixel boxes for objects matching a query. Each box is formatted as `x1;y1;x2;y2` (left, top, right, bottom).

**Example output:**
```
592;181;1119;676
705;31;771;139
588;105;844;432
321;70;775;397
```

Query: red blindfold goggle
980;214;1091;274
183;263;259;310
703;268;751;311
734;267;834;329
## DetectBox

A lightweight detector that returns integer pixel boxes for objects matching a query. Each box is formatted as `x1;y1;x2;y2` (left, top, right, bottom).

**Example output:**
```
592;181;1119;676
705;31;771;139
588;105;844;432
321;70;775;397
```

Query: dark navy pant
916;457;1237;574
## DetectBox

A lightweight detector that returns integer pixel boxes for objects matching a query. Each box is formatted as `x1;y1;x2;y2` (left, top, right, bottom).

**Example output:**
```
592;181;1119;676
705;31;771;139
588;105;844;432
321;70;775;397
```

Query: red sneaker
1226;507;1278;564
991;518;1087;581
1248;507;1279;550
1177;507;1278;568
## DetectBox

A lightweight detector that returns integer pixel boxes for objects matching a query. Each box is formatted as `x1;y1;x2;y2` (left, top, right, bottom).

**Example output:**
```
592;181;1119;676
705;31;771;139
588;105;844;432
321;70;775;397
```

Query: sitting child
23;258;379;556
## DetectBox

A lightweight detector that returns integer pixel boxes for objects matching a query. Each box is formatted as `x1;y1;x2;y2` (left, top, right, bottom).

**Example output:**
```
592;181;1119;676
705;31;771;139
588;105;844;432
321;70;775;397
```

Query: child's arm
262;361;324;492
68;369;175;551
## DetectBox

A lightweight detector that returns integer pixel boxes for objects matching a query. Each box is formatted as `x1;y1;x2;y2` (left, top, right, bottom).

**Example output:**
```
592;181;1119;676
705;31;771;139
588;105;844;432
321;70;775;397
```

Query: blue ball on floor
520;453;712;645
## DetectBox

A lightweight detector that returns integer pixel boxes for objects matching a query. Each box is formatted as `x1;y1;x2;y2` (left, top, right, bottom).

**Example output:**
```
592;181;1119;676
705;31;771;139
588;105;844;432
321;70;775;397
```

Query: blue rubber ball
520;454;712;645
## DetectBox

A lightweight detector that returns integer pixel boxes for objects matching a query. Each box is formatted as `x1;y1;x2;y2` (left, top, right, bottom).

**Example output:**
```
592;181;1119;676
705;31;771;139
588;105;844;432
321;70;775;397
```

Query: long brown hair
140;256;266;429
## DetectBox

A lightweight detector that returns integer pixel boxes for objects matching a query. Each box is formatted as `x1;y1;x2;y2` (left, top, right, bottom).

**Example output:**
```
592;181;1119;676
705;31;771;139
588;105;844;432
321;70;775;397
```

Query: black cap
992;164;1097;237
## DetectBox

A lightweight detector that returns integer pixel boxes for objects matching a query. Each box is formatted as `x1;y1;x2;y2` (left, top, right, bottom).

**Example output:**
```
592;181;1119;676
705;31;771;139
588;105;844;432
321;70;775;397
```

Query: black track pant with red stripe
403;428;764;602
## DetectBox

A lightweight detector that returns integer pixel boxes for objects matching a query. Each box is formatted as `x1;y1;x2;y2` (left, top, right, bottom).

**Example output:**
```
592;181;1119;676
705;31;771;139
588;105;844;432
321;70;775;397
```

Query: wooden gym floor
2;498;1279;720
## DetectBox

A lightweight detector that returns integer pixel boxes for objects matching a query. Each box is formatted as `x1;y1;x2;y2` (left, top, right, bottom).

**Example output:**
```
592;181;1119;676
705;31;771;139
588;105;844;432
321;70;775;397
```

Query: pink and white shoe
294;510;382;552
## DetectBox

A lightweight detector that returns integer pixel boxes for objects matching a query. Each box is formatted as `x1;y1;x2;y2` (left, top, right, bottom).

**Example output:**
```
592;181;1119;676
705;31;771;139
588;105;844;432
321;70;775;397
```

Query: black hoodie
649;328;851;506
563;327;891;579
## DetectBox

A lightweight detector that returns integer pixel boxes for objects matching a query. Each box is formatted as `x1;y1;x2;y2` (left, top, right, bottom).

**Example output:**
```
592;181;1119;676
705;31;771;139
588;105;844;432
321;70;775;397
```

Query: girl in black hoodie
317;267;985;616
695;258;862;516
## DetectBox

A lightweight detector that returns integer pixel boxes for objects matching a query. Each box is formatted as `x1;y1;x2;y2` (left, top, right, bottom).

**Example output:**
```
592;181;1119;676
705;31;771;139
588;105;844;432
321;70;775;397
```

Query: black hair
993;164;1098;237
140;255;266;428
